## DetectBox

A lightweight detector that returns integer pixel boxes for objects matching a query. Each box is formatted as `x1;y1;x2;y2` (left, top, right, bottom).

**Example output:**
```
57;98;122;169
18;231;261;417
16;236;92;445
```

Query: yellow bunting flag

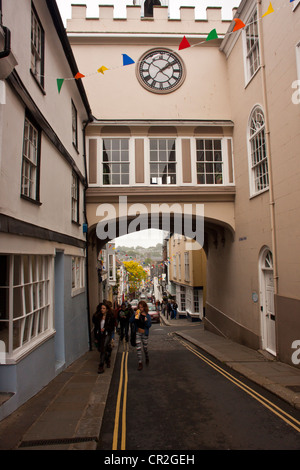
98;66;108;74
233;18;246;32
262;2;274;17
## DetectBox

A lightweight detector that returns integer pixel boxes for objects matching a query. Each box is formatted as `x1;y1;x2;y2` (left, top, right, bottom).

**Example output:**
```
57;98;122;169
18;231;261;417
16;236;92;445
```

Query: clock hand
151;60;178;80
159;60;178;73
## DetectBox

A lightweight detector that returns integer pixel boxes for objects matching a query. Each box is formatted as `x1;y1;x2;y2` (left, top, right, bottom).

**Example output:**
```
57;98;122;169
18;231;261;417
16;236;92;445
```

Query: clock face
137;48;186;94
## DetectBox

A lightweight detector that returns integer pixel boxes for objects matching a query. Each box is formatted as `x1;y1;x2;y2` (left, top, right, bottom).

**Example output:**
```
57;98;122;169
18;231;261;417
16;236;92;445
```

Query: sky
57;0;241;25
56;0;240;247
112;229;167;248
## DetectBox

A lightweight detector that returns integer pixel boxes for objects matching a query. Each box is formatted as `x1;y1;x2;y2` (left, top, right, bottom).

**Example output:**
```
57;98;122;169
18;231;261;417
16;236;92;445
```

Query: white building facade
0;0;92;420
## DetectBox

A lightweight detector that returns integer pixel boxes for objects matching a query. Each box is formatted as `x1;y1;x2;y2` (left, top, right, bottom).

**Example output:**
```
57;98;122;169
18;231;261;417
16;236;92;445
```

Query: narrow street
98;323;300;451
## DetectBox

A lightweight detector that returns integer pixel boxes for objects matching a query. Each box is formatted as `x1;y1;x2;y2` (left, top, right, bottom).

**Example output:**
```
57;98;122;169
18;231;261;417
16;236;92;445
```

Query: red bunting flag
233;18;245;32
75;72;85;79
178;36;191;50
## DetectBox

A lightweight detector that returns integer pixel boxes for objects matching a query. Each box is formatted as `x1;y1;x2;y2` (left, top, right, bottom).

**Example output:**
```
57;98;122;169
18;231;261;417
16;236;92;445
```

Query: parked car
147;303;160;323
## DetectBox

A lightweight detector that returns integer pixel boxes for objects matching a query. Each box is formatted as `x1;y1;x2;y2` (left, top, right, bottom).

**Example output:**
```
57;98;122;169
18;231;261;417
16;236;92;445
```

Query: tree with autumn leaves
123;260;147;295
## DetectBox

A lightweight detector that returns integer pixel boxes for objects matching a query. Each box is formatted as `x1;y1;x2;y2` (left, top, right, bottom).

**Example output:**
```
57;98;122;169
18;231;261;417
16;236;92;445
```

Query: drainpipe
257;0;278;295
82;116;94;351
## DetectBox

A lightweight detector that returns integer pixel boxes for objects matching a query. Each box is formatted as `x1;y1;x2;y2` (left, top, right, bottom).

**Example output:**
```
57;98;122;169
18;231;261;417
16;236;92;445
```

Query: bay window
0;254;53;360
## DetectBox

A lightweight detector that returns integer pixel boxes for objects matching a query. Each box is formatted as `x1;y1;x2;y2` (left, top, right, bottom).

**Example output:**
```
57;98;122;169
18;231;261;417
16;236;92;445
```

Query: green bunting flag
57;78;64;93
206;29;218;41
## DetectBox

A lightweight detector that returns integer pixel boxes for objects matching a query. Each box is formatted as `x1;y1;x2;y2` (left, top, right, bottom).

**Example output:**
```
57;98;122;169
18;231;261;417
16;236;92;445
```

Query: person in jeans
92;302;115;374
172;300;178;320
118;302;132;342
130;300;151;371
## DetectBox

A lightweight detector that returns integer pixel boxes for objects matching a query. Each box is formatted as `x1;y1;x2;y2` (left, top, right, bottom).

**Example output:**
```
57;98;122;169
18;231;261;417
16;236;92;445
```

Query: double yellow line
112;350;129;450
175;335;300;434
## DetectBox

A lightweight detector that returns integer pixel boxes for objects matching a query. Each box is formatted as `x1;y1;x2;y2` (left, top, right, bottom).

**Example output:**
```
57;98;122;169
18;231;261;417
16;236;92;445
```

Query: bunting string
39;1;296;93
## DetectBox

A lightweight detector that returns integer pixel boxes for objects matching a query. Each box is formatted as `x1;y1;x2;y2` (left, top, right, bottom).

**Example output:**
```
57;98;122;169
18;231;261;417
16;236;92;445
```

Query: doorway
260;248;276;356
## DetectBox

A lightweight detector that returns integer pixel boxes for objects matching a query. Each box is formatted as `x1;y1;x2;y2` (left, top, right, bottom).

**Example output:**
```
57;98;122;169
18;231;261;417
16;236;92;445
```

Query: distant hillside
116;243;163;264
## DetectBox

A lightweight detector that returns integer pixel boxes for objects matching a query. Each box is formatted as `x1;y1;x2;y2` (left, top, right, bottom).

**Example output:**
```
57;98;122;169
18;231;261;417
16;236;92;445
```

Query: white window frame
31;5;44;89
72;100;78;150
191;137;233;186
180;286;186;311
21;117;40;201
71;171;79;223
148;137;177;186
71;256;85;296
194;289;200;313
173;255;177;278
184;252;190;282
101;137;132;186
0;254;54;362
108;254;116;282
242;7;261;86
247;105;269;197
195;138;224;185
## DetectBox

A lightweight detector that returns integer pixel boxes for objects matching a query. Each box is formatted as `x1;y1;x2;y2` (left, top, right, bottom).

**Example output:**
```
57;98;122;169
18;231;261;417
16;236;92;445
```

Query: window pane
121;164;129;173
112;151;119;161
112;174;120;185
150;140;157;150
121;174;129;185
13;319;22;350
150;151;158;161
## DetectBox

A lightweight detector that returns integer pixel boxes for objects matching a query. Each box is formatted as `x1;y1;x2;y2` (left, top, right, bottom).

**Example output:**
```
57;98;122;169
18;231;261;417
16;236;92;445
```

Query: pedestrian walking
167;300;172;319
118;302;132;342
172;300;178;320
129;300;151;371
92;302;115;374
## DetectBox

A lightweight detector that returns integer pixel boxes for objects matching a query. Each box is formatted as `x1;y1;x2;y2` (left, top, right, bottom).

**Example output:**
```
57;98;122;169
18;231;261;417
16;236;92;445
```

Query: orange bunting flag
98;66;108;74
233;18;246;32
75;72;85;79
178;36;191;50
262;2;274;17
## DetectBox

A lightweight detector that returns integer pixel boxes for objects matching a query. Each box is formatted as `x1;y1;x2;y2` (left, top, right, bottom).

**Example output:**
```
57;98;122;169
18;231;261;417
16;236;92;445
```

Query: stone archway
86;205;234;317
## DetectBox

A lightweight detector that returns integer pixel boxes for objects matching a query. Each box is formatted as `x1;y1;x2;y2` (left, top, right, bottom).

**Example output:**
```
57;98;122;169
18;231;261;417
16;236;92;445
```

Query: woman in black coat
92;303;115;374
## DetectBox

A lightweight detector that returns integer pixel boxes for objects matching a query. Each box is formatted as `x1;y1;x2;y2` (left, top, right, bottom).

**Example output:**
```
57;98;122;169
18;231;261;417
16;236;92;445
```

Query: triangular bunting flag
262;2;274;17
233;18;246;32
75;72;85;79
206;29;218;41
178;36;191;50
122;54;135;66
57;78;64;93
98;66;108;74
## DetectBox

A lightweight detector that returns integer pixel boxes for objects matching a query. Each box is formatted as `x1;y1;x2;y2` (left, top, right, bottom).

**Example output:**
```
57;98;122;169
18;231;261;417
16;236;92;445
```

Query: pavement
0;313;300;450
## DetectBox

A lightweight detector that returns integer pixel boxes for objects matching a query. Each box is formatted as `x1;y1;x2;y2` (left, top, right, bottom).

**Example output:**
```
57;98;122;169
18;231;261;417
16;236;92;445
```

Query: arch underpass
86;194;236;317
